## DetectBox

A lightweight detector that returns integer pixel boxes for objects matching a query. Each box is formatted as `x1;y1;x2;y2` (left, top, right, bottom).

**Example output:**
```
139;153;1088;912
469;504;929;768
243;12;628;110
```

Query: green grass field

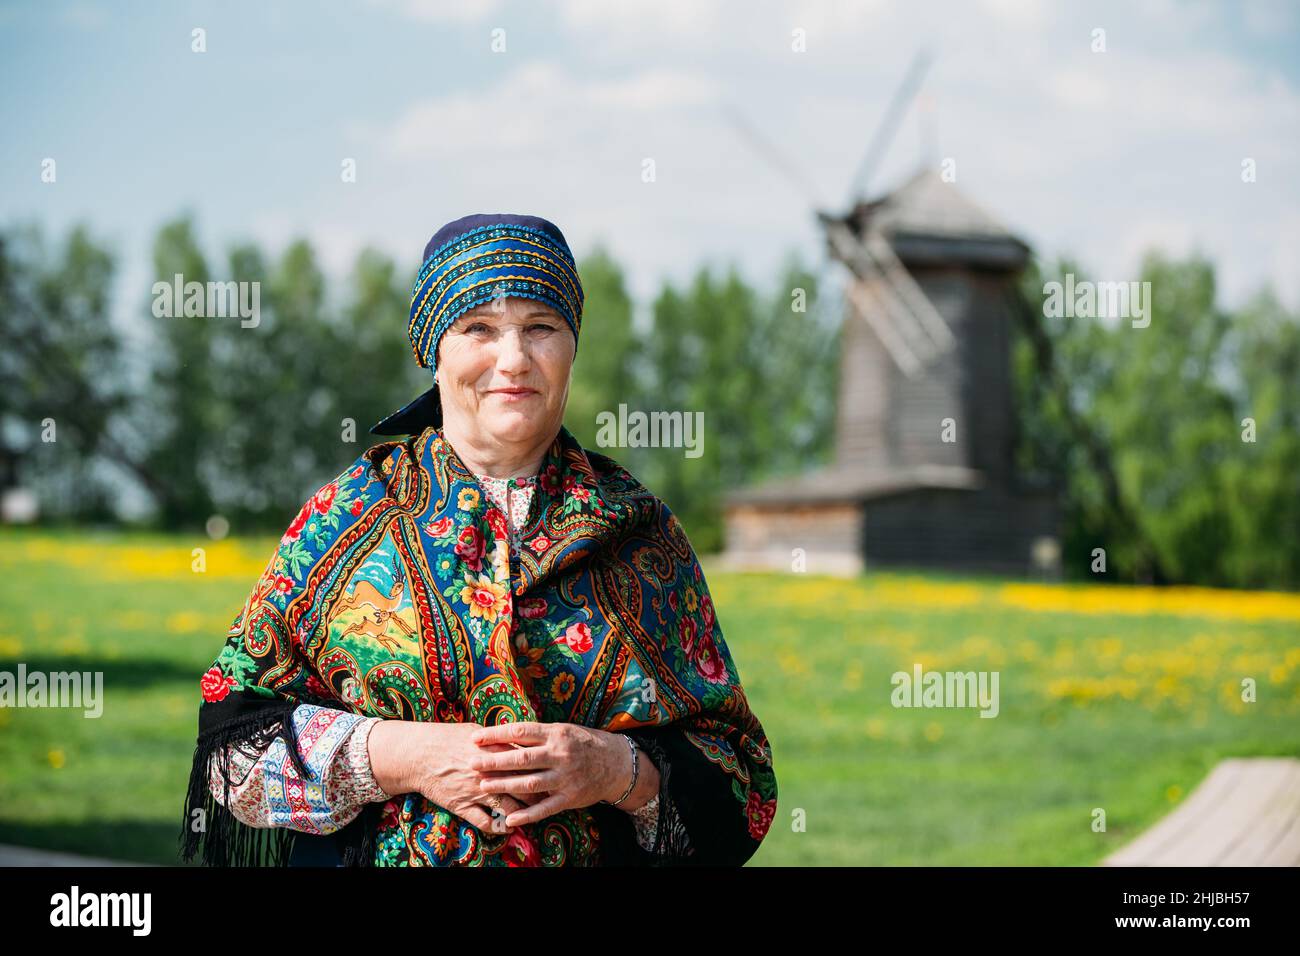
1;528;1297;865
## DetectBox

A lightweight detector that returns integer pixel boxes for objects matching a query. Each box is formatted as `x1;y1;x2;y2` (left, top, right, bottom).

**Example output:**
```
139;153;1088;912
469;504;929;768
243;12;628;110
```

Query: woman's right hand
367;719;535;833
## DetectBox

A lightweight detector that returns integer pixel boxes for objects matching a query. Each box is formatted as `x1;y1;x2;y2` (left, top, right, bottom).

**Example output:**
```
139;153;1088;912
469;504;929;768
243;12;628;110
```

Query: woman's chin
483;408;554;443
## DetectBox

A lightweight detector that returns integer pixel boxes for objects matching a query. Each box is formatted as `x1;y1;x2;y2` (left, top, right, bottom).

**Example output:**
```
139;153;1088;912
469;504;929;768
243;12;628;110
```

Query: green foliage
5;215;1294;589
1014;253;1300;588
618;254;840;552
0;223;128;522
563;245;637;450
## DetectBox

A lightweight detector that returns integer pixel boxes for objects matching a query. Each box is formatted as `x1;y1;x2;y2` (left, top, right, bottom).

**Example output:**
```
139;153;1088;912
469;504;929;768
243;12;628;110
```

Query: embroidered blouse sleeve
207;703;390;833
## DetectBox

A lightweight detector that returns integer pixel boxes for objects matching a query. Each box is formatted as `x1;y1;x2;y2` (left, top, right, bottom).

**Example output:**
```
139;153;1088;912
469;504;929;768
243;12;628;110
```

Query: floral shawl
180;424;777;866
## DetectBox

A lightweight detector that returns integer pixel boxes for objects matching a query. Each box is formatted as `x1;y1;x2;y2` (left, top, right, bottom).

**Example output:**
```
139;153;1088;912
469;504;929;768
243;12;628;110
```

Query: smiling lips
490;388;538;401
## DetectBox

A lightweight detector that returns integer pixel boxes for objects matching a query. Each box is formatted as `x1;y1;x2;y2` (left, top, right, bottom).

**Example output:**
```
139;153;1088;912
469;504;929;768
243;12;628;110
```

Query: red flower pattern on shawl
455;526;485;571
200;667;235;703
486;507;509;541
313;482;338;514
556;621;593;654
745;792;777;840
282;502;311;544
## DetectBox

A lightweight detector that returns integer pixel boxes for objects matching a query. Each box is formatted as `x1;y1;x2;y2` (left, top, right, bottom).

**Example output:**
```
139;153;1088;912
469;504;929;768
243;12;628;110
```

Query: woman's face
435;296;575;448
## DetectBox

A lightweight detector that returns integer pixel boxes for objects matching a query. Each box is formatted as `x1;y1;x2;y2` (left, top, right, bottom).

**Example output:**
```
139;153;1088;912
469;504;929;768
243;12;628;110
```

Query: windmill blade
845;278;923;377
863;233;956;352
860;258;946;371
845;48;934;205
721;103;826;211
824;218;955;376
826;219;927;374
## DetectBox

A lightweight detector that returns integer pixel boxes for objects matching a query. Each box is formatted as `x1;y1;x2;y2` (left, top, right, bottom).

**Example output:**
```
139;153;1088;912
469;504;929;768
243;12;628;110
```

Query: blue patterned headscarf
371;213;584;436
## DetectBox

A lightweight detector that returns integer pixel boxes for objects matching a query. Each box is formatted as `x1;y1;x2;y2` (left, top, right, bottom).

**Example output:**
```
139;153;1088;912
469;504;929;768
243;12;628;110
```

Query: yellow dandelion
997;581;1300;623
57;636;88;655
1165;785;1182;803
842;661;863;691
924;722;944;742
1095;637;1123;659
166;611;205;633
48;749;65;769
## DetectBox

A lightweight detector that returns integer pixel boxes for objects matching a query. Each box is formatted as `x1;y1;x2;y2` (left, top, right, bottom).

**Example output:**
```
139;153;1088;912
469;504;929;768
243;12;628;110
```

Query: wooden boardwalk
1104;757;1300;866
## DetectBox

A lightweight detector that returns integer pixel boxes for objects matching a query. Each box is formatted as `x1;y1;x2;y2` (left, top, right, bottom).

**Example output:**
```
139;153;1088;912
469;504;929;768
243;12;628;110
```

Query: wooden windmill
721;53;1060;576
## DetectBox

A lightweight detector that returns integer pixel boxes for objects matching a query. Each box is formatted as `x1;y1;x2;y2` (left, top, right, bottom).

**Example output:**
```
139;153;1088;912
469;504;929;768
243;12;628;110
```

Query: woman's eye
530;324;556;333
465;322;491;333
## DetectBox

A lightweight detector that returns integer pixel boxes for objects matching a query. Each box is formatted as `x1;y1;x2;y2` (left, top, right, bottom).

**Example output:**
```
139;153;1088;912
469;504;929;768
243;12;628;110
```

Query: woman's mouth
490;388;538;401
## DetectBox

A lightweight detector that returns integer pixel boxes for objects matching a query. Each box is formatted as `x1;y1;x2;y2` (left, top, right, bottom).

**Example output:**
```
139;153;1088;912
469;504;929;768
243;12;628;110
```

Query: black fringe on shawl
625;728;692;863
338;801;383;867
179;700;303;866
180;697;384;867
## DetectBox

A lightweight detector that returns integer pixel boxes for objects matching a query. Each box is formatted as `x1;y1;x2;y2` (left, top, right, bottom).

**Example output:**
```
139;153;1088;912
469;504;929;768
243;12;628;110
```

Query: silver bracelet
601;733;639;807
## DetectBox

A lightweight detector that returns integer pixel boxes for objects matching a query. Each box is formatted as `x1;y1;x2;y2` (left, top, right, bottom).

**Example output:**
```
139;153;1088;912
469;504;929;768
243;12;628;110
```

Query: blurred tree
7;216;1292;588
1014;252;1300;588
1220;287;1300;587
330;246;431;463
139;215;219;529
635;256;838;552
0;223;130;522
564;245;638;451
746;253;839;480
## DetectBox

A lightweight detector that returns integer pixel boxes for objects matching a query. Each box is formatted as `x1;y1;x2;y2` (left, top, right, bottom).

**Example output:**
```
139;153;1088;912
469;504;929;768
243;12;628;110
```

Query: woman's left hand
468;721;637;827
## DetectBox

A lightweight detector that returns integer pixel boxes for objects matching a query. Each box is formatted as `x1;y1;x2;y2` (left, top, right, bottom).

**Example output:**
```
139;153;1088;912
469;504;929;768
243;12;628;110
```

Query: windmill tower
720;54;1060;576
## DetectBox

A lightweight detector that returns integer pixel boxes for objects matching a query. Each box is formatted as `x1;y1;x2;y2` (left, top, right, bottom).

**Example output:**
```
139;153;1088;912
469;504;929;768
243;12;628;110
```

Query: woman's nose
495;330;531;370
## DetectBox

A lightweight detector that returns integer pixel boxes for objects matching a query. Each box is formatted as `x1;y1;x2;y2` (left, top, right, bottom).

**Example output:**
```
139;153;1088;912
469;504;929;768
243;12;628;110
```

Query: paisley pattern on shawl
181;423;777;866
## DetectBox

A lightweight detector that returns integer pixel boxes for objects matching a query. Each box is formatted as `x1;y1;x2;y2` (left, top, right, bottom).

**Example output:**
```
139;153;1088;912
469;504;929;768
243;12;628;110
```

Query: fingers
462;794;527;835
503;793;568;828
469;745;552;773
471;721;549;748
477;771;558;797
498;794;529;815
460;805;497;832
477;742;520;754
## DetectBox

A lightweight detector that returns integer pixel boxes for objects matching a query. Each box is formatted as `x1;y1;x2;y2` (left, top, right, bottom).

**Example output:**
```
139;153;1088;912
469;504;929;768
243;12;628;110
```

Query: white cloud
342;0;1300;310
1242;0;1299;36
371;0;506;24
384;60;722;160
61;2;109;30
977;0;1048;28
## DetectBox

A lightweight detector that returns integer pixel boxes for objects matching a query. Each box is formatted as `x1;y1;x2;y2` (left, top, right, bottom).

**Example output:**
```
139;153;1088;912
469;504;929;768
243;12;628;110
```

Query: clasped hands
471;721;655;831
369;718;652;835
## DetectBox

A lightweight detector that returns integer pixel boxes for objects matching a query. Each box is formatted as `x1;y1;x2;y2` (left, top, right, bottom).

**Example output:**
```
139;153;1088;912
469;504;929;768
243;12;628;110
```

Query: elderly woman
180;214;777;867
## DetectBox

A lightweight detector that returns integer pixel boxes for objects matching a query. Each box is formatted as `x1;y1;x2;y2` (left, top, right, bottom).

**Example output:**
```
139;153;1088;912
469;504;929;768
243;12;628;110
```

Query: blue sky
3;0;1298;334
